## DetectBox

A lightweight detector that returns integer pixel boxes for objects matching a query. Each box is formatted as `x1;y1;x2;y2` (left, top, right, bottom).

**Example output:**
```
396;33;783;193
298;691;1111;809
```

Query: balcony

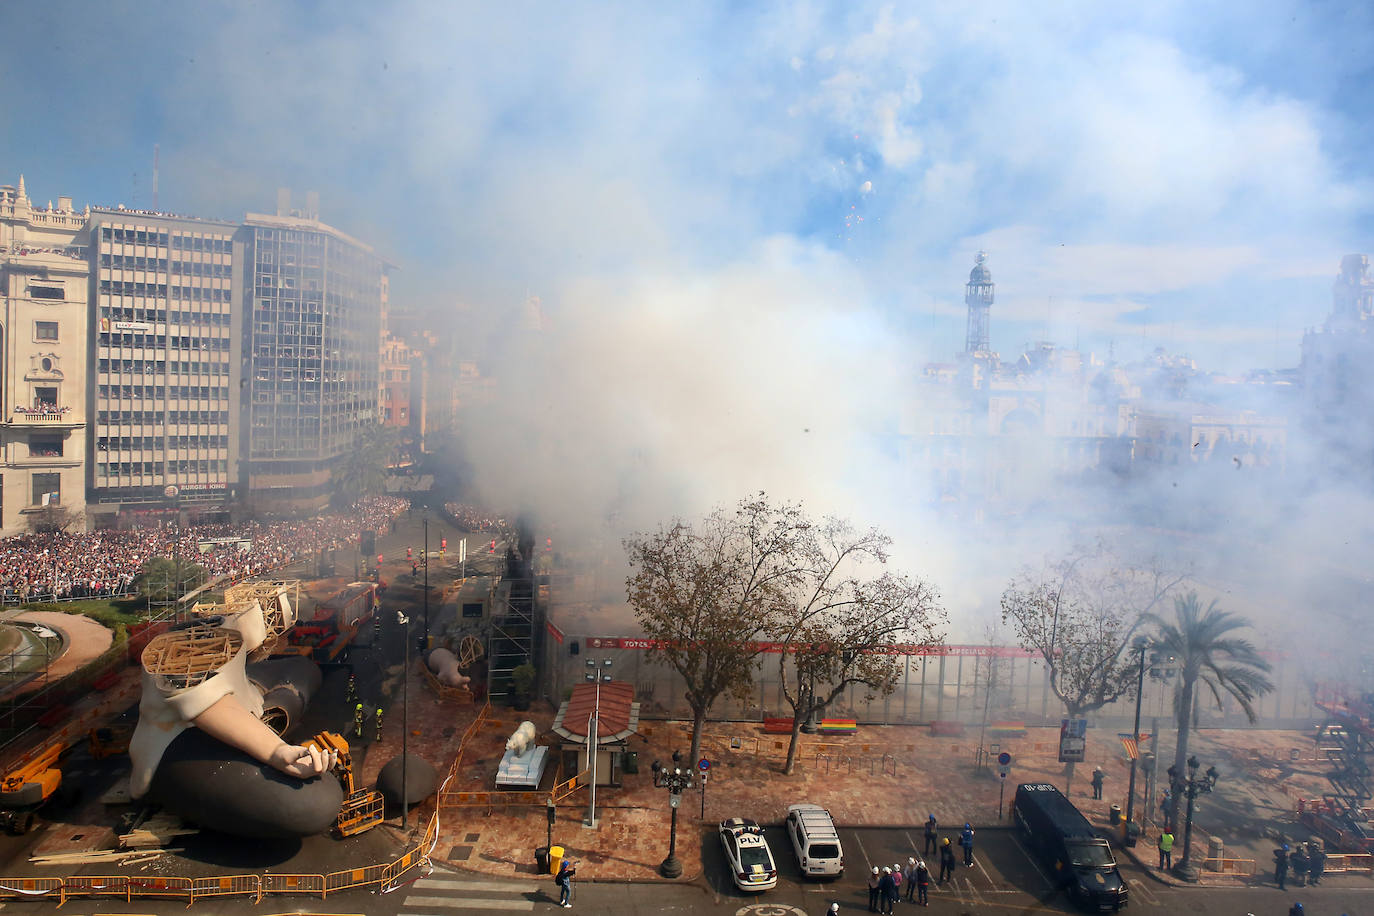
7;406;80;427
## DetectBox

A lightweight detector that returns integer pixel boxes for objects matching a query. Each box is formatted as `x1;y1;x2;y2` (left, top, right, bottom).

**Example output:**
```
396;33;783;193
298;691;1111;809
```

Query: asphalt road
19;824;1362;916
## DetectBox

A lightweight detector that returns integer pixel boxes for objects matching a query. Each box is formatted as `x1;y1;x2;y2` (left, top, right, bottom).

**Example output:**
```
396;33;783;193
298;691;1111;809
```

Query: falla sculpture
130;581;343;838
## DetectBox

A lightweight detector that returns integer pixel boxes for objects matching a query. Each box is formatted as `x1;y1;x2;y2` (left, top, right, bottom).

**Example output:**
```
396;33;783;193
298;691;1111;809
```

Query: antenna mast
153;144;159;211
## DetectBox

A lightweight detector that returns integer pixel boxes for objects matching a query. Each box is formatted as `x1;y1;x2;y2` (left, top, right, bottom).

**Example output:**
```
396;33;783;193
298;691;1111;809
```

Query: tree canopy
1001;544;1184;719
624;494;811;769
772;517;944;773
1144;591;1272;829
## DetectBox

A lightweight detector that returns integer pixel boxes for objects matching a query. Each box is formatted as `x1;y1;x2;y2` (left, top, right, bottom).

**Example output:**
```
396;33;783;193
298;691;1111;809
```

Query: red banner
560;635;1038;658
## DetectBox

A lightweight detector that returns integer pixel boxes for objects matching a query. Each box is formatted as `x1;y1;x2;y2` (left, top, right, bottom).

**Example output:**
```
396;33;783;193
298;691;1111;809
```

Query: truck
1013;783;1128;912
278;582;378;662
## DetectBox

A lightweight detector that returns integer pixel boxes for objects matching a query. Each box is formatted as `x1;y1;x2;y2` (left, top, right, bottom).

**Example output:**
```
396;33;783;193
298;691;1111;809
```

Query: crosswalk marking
412;877;535;892
400;872;540;913
402;900;534;912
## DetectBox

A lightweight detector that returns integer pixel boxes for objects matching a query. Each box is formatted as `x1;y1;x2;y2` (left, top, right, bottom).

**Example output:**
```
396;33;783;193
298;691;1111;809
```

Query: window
35;321;58;341
33;386;58;408
31;473;60;506
29;285;64;301
30;438;63;458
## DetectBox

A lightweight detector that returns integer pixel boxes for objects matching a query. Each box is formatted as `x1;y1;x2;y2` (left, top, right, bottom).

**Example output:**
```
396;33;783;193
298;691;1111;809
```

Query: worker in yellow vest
1157;829;1174;869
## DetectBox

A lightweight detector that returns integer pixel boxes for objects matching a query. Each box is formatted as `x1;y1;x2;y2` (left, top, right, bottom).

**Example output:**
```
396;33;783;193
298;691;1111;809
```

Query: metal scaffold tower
1306;686;1374;848
486;577;534;702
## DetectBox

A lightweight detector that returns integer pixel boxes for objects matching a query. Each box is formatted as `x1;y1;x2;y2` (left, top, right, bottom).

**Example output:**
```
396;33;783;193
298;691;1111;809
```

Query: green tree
624;494;811;771
332;423;398;506
132;556;207;604
1144;591;1273;828
773;518;944;774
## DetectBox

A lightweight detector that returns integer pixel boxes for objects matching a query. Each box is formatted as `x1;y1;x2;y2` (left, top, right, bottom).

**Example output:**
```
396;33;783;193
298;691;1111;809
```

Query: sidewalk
398;688;1338;886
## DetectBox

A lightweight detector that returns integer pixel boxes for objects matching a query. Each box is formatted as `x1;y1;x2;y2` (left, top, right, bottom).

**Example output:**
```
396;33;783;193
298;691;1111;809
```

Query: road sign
699;758;710;771
998;752;1012;766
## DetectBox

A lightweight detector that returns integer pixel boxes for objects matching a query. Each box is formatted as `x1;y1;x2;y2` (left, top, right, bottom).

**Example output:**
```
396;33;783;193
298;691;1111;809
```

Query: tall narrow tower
964;250;994;354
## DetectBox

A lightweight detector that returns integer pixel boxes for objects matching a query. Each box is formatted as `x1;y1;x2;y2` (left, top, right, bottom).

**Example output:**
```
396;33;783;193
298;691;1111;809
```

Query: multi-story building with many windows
0;178;90;536
85;211;242;524
241;197;387;512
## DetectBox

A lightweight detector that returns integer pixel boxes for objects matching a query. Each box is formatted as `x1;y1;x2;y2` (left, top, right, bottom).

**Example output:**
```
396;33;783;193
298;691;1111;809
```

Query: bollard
1207;836;1224;870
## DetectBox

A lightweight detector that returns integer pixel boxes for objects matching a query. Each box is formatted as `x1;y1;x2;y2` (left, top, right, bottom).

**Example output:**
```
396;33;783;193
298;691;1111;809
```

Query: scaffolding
1307;686;1374;849
486;576;534;703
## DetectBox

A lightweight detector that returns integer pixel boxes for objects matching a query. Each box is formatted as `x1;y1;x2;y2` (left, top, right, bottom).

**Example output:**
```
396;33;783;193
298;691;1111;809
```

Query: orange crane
0;741;66;834
305;731;384;837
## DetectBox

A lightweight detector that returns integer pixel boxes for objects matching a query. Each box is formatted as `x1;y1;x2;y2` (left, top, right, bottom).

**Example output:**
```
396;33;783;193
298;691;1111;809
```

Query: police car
718;817;778;891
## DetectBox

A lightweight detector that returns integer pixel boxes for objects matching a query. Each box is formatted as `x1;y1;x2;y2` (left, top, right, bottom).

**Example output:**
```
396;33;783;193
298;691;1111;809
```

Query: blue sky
2;0;1371;375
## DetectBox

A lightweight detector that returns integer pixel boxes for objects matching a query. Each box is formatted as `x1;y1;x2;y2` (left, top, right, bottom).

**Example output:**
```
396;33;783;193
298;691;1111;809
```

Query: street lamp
583;658;613;829
397;610;410;828
422;514;429;648
163;485;180;614
1169;755;1219;882
651;750;693;878
1123;636;1150;845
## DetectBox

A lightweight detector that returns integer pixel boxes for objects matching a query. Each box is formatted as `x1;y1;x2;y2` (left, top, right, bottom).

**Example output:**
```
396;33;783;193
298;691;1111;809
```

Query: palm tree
1145;591;1273;828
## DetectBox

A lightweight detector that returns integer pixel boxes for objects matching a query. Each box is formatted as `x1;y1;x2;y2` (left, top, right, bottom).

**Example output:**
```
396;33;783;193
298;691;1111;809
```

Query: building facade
85;211;242;524
0;178;90;536
241;200;387;512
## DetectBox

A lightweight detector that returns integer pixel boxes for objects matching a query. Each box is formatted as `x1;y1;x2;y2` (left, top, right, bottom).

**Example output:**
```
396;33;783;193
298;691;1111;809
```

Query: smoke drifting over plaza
4;2;1374;661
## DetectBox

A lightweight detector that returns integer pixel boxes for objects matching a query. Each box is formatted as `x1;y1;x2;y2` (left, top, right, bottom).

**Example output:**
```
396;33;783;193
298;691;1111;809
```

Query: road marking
851;828;873;875
412;877;535;892
1125;877;1159;907
401;899;534;912
1009;831;1054;887
961;874;987;907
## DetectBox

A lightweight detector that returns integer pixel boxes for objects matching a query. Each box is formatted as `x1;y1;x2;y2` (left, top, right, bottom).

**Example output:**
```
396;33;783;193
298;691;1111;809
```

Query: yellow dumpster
549;845;565;876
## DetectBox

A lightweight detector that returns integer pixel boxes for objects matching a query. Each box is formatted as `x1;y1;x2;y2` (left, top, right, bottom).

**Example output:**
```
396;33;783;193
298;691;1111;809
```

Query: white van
785;803;844;877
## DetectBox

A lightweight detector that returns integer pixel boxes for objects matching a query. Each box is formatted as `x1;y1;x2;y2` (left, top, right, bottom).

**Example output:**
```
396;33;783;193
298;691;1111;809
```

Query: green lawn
16;598;150;640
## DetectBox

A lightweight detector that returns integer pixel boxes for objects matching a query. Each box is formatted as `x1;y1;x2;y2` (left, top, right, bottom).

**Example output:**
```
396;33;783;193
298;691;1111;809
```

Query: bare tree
26;503;82;535
1001;544;1184;792
624;494;810;770
773;519;944;774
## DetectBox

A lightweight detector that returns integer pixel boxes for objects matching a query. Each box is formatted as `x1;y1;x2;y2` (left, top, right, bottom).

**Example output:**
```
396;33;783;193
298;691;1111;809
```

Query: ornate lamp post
1169;755;1219;882
1123;636;1150;846
651;750;693;878
397;610;410;828
583;658;613;829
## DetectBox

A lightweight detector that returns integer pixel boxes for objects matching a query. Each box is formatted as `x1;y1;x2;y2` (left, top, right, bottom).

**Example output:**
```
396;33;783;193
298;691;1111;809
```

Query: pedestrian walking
959;823;975;867
1091;767;1105;800
1157;829;1174;869
892;862;903;900
345;673;357;703
354;702;365;737
939;837;956;883
877;866;896;915
1274;843;1290;889
923;814;938;855
915;859;931;906
1308;843;1326;885
868;866;880;912
904;858;918;901
1290;843;1309;887
374;706;384;741
555;858;576;907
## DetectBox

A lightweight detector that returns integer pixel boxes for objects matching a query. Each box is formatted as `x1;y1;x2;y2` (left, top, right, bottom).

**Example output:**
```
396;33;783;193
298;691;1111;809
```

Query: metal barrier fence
1326;853;1374;874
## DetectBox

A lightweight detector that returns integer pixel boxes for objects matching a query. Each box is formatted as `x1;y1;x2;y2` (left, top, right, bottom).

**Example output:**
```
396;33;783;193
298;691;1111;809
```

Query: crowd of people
0;495;408;604
443;502;507;532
